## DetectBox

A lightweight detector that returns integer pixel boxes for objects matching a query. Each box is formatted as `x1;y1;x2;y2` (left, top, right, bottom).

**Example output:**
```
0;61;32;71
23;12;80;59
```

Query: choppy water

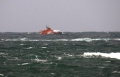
0;32;120;77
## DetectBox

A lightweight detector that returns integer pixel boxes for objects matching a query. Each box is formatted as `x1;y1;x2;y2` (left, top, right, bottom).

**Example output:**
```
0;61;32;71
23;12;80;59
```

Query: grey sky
0;0;120;32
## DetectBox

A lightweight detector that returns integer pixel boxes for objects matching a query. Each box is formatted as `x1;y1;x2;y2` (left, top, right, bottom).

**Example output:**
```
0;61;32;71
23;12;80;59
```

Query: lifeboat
39;26;62;35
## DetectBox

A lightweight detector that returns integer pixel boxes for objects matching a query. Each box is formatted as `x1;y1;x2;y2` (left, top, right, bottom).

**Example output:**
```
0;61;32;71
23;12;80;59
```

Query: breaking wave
83;52;120;60
2;38;120;42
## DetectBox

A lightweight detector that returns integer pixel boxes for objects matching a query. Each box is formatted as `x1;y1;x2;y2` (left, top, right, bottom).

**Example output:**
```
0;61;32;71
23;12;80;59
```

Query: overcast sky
0;0;120;32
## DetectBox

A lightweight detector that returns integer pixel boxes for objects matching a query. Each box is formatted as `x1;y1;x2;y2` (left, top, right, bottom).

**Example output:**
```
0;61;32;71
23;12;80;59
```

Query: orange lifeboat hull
39;26;62;35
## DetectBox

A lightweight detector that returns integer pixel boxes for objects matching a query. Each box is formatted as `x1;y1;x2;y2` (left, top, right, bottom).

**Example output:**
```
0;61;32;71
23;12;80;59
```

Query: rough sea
0;32;120;77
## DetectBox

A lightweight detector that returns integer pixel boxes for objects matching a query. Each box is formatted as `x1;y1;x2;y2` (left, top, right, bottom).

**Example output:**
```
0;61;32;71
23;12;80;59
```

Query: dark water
0;32;120;77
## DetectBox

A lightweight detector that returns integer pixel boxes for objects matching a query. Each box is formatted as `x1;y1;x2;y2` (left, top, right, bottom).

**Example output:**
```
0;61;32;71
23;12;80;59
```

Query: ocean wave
83;52;120;60
18;63;30;65
31;55;47;63
55;52;120;60
0;74;4;76
3;38;120;42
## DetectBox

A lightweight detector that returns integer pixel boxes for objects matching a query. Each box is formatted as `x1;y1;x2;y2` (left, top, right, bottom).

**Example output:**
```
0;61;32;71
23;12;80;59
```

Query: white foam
32;55;47;62
29;40;39;41
1;39;4;41
21;63;30;65
18;63;30;65
71;38;92;42
64;53;74;57
20;38;27;41
5;39;15;41
112;71;120;73
70;38;111;42
33;59;47;62
83;52;120;60
4;38;120;42
0;53;8;55
41;47;47;48
0;53;5;55
115;38;120;41
57;57;62;60
51;73;56;75
47;51;50;52
26;47;33;49
20;44;24;45
0;74;4;76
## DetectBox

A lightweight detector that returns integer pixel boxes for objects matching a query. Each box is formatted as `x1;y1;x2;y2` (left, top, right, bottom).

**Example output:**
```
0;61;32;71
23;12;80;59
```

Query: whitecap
26;47;33;49
4;38;120;42
55;39;68;41
40;38;119;42
47;51;50;52
1;39;4;41
29;40;39;41
0;53;5;55
51;73;56;75
114;38;120;41
18;63;30;65
98;66;106;68
5;38;27;41
33;59;47;62
32;55;47;62
20;38;27;41
112;71;120;73
0;74;4;76
64;53;74;57
20;44;24;45
70;38;92;42
83;52;120;60
71;38;113;42
5;39;16;41
57;57;62;60
41;47;47;48
21;63;30;65
0;53;8;55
